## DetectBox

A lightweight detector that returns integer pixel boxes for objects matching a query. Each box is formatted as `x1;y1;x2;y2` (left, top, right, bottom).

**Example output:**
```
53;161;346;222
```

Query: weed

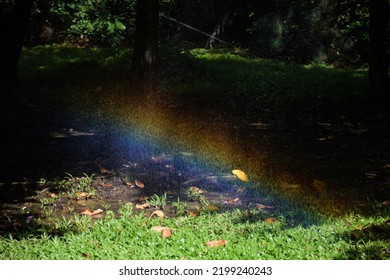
172;198;188;216
147;193;167;209
62;173;97;199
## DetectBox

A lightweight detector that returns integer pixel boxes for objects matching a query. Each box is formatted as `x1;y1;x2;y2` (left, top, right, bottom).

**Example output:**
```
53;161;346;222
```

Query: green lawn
1;44;389;260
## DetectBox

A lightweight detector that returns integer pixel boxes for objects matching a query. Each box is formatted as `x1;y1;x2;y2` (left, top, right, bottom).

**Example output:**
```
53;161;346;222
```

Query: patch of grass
61;173;97;200
146;193;168;209
0;206;389;260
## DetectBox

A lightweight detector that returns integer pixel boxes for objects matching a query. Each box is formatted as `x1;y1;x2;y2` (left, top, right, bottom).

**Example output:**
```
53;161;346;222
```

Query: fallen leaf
124;181;134;187
49;193;58;198
224;198;240;204
139;196;149;202
264;217;278;224
356;224;363;230
161;228;172;238
188;186;207;194
81;208;104;216
188;210;200;217
280;181;301;189
150;210;165;218
151;226;170;232
382;200;390;206
232;169;249;182
135;203;150;210
99;182;113;187
150;226;173;238
76;192;90;200
81;252;92;259
134;179;145;188
99;166;115;175
204;205;219;212
255;204;276;210
205;240;227;247
125;202;133;206
312;179;326;192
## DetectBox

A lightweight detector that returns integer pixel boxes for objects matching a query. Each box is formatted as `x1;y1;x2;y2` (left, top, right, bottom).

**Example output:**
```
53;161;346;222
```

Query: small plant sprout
147;193;167;209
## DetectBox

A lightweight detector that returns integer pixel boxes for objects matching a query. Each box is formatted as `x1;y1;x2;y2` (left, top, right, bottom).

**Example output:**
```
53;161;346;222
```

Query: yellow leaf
150;210;165;218
232;169;249;182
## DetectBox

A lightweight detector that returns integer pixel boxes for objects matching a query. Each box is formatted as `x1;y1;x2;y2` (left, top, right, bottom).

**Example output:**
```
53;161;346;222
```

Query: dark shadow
336;219;390;259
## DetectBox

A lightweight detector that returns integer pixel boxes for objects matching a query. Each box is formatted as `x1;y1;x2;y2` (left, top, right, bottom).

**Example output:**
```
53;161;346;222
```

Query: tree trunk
130;0;159;93
0;0;34;85
369;0;390;99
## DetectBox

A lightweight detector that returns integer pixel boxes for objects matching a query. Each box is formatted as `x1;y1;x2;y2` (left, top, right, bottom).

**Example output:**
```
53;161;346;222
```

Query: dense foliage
10;0;387;64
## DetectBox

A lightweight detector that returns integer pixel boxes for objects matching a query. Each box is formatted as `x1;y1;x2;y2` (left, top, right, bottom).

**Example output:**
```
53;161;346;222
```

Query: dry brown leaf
151;226;170;232
150;210;165;218
81;208;104;216
134;179;145;188
313;179;326;192
81;252;92;259
139;196;149;202
49;193;58;198
150;226;173;238
225;198;240;204
189;186;207;194
99;182;113;187
124;181;134;187
205;240;227;247
264;217;278;224
255;204;276;210
280;181;301;189
135;203;150;210
188;210;200;217
161;228;172;238
204;205;219;212
76;192;89;200
356;224;363;230
232;169;249;182
99;166;115;175
382;200;390;206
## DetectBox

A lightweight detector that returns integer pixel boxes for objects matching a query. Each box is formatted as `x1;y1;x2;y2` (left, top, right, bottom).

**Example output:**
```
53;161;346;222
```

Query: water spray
159;13;235;48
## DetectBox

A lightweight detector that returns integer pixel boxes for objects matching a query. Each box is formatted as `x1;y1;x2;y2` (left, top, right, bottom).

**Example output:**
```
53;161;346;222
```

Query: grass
0;204;389;260
1;43;389;259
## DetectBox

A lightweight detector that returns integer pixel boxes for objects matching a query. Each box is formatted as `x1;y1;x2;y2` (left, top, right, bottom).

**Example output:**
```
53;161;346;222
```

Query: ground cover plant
0;44;389;260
